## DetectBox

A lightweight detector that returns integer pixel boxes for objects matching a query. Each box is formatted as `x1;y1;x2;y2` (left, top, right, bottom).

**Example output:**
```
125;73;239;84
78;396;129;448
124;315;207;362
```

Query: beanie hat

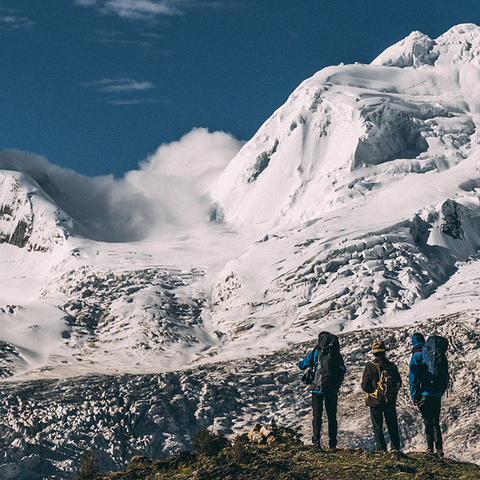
411;333;425;348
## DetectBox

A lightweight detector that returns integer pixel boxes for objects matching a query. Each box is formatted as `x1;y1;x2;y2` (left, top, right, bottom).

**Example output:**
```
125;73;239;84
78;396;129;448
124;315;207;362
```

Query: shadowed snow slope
4;23;480;478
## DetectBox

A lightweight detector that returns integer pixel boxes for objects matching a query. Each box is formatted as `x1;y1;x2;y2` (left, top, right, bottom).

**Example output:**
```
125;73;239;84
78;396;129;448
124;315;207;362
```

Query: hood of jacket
411;332;425;350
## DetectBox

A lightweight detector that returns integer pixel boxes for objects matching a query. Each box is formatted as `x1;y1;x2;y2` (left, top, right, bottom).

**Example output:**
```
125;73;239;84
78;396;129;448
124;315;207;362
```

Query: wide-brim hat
370;340;386;354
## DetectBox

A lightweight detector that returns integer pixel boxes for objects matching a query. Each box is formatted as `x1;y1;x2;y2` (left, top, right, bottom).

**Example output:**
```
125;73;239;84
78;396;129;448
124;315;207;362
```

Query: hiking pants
417;395;443;452
369;403;400;451
312;392;338;448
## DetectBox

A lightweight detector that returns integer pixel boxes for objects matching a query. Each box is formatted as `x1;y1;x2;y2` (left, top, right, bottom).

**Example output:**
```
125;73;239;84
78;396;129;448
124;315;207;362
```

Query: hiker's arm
297;349;315;370
361;365;374;393
395;364;402;388
409;355;422;401
340;355;347;374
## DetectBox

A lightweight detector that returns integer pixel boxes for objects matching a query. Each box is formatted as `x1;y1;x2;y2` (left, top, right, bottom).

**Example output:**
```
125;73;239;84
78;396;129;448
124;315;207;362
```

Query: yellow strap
367;362;382;399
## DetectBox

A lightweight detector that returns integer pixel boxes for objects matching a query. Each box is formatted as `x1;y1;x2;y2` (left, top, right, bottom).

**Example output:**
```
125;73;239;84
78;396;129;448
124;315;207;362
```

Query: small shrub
77;447;99;480
231;433;250;463
192;427;229;457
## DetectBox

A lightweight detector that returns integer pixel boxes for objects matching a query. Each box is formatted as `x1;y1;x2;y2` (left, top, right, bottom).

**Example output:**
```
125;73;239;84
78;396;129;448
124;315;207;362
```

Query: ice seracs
207;22;480;337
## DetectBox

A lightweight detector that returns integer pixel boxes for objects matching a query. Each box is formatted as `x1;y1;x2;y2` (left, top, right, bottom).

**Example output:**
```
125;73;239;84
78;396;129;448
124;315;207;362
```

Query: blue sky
1;0;479;178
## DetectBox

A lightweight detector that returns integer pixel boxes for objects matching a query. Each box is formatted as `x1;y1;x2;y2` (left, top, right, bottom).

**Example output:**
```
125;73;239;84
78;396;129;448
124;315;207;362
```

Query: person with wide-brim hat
361;339;402;452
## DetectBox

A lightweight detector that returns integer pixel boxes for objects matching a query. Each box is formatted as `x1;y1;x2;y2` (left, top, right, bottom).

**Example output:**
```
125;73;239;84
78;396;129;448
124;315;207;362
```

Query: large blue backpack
313;332;344;393
421;335;449;395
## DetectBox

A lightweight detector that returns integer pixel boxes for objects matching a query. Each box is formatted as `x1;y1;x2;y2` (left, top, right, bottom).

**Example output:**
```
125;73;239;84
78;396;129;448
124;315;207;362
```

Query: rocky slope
0;313;479;479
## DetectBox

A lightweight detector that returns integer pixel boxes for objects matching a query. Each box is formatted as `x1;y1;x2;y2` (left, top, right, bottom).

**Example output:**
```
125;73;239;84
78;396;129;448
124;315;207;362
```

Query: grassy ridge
86;427;480;480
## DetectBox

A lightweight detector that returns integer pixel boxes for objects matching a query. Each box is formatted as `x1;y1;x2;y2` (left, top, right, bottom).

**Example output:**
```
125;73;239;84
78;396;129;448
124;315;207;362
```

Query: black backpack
370;359;401;403
421;335;449;395
313;333;344;393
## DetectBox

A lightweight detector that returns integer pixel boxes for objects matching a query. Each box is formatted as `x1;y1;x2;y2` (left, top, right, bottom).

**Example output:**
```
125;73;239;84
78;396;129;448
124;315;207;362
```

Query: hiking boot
389;449;404;459
436;450;444;458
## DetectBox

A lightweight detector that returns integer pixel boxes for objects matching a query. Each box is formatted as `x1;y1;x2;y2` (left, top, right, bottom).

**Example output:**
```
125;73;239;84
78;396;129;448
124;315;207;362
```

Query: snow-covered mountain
3;23;480;478
207;23;480;342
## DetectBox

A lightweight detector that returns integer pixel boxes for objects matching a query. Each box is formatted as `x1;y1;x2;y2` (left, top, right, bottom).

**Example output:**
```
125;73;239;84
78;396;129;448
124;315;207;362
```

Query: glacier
2;23;480;478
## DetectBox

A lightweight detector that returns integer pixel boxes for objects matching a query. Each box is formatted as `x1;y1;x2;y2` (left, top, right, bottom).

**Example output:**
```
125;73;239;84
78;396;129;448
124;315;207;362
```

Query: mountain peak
0;169;72;252
372;23;480;68
211;24;480;234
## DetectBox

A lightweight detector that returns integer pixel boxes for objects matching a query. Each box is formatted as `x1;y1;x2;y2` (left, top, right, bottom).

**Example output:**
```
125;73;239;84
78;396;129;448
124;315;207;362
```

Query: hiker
409;333;449;456
361;340;402;452
298;331;346;449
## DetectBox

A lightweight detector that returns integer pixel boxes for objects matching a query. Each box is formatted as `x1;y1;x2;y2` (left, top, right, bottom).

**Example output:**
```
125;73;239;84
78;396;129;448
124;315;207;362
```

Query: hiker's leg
384;403;401;451
312;392;324;445
418;396;434;451
370;406;387;451
325;393;338;448
430;397;443;452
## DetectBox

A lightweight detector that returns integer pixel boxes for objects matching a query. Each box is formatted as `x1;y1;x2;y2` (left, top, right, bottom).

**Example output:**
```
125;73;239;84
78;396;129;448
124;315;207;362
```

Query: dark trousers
417;395;443;452
312;392;338;448
369;402;400;451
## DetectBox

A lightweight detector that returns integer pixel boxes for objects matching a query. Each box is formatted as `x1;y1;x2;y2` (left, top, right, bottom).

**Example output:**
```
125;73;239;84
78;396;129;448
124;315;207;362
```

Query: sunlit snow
2;23;480;478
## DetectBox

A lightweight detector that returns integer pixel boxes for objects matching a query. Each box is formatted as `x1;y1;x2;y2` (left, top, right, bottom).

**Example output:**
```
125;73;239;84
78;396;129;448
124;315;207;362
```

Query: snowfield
2;23;480;478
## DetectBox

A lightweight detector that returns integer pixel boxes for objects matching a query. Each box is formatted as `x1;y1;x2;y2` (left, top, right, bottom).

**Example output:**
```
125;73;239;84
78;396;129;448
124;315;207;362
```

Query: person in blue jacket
298;331;346;449
409;332;445;456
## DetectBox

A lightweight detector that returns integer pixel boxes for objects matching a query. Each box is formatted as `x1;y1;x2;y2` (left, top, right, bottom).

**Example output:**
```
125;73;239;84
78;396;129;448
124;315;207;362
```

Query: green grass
90;427;480;480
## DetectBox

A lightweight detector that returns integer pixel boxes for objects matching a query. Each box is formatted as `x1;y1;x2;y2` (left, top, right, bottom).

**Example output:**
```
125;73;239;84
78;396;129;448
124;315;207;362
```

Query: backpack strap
367;361;382;399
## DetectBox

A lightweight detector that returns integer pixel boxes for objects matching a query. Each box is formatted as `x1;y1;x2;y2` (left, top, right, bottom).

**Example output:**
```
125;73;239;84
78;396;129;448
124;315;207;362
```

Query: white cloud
0;128;243;242
75;0;98;5
83;78;156;93
75;0;98;6
76;0;182;20
75;0;234;21
126;128;244;228
103;0;181;19
0;150;154;242
108;98;158;105
0;8;35;29
87;29;159;48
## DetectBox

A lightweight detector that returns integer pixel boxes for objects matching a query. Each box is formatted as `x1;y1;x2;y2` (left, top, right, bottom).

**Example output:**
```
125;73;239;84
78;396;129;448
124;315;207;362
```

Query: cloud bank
0;128;243;242
126;128;244;228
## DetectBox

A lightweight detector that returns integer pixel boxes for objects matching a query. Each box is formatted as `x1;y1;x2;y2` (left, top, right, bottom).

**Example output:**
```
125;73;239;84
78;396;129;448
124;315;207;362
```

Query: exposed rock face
0;171;70;252
0;314;479;479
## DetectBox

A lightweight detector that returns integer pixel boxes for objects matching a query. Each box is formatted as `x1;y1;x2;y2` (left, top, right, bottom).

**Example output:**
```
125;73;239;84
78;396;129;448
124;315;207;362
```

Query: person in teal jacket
298;331;346;449
409;332;425;402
